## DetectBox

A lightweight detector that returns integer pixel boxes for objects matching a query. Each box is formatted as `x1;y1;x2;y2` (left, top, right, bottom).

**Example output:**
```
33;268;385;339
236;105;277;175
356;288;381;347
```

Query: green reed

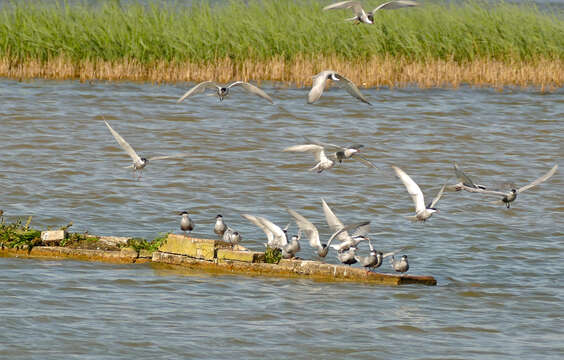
0;0;562;64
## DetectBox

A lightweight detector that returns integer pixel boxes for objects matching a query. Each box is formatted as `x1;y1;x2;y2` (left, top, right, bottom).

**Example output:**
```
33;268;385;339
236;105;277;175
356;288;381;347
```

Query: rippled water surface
0;79;563;359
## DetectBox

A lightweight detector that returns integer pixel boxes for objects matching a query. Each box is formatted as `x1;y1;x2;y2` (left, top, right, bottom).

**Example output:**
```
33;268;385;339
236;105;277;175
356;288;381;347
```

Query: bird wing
287;209;321;250
392;166;426;213
321;198;350;242
332;73;371;105
327;221;370;244
372;0;419;12
227;81;274;103
382;247;406;259
257;217;288;247
428;182;447;208
177;81;219;103
454;162;478;188
283;144;325;162
355;154;377;168
517;164;558;194
349;221;371;238
324;1;369;22
307;71;332;104
104;121;142;164
459;185;510;197
147;153;190;161
241;214;274;245
303;136;345;151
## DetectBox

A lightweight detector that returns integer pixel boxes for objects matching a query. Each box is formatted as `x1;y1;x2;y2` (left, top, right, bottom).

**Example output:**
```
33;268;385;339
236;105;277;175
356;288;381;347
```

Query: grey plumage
305;137;377;168
282;233;301;259
337;247;358;266
283;144;335;173
177;81;273;103
392;165;447;222
390;255;409;273
308;70;371;105
457;164;558;208
354;239;403;271
241;214;289;249
104;120;188;177
323;1;419;24
214;214;228;239
179;211;194;235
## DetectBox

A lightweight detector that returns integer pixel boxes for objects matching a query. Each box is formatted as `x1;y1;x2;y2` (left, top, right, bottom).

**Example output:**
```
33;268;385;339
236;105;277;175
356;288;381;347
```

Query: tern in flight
305;137;377;168
457;164;558;208
283;144;335;173
392;165;447;222
177;81;273;103
287;208;368;258
308;70;371;105
242;214;300;258
104;120;187;178
323;1;419;24
321;198;371;252
447;162;487;192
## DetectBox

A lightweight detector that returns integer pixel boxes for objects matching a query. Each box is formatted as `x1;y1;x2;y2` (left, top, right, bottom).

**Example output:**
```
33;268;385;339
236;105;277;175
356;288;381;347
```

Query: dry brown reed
1;56;562;91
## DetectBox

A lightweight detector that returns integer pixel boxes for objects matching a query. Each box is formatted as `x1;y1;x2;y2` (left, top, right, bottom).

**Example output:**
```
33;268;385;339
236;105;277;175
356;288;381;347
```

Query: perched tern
323;1;419;25
390;255;409;273
282;233;301;259
214;215;228;239
354;239;404;271
337;247;358;266
283;144;335;173
222;228;242;245
104;120;187;178
458;164;558;208
179;211;194;235
241;214;289;249
392;165;447;222
305;137;377;168
177;81;273;103
308;70;371;105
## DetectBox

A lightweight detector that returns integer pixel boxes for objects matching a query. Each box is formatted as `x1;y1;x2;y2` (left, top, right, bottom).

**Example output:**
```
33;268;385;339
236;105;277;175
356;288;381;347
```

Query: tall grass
0;0;562;86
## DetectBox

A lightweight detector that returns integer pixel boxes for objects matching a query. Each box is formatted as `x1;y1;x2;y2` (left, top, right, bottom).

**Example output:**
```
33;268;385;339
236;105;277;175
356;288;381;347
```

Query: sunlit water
0;78;562;359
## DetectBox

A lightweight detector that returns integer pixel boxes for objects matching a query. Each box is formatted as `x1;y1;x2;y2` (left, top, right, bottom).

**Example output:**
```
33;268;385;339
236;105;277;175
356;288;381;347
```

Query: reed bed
0;0;562;88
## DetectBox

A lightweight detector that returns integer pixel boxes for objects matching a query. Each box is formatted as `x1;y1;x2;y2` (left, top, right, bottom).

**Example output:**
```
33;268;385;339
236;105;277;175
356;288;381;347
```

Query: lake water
0;78;562;359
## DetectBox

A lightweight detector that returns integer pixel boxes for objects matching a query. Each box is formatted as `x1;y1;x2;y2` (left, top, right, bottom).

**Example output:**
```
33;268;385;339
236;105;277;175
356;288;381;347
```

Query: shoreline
1;56;562;91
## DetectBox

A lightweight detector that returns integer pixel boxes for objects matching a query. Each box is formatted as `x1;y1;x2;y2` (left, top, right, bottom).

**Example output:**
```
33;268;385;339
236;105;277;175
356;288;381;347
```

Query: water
0;78;563;359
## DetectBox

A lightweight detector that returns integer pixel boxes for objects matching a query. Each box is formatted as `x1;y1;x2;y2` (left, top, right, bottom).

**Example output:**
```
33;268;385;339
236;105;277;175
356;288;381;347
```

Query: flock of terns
98;1;558;275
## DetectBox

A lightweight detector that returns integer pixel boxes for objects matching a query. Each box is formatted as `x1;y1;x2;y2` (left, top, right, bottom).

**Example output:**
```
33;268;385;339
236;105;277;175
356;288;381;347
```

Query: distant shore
1;1;562;89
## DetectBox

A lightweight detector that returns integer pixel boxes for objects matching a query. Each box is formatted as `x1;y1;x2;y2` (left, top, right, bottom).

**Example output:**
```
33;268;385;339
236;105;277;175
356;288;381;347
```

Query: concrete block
217;249;265;263
138;249;154;258
99;236;130;246
120;247;138;260
158;234;231;261
41;230;66;244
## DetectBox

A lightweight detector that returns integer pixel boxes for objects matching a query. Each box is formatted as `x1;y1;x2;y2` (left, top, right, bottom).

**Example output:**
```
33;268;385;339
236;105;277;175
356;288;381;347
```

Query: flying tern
104;120;187;177
323;1;419;25
308;70;371;105
305;137;377;168
457;164;558;208
283;144;335;173
241;214;289;249
177;81;273;103
392;165;447;222
447;162;487;191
